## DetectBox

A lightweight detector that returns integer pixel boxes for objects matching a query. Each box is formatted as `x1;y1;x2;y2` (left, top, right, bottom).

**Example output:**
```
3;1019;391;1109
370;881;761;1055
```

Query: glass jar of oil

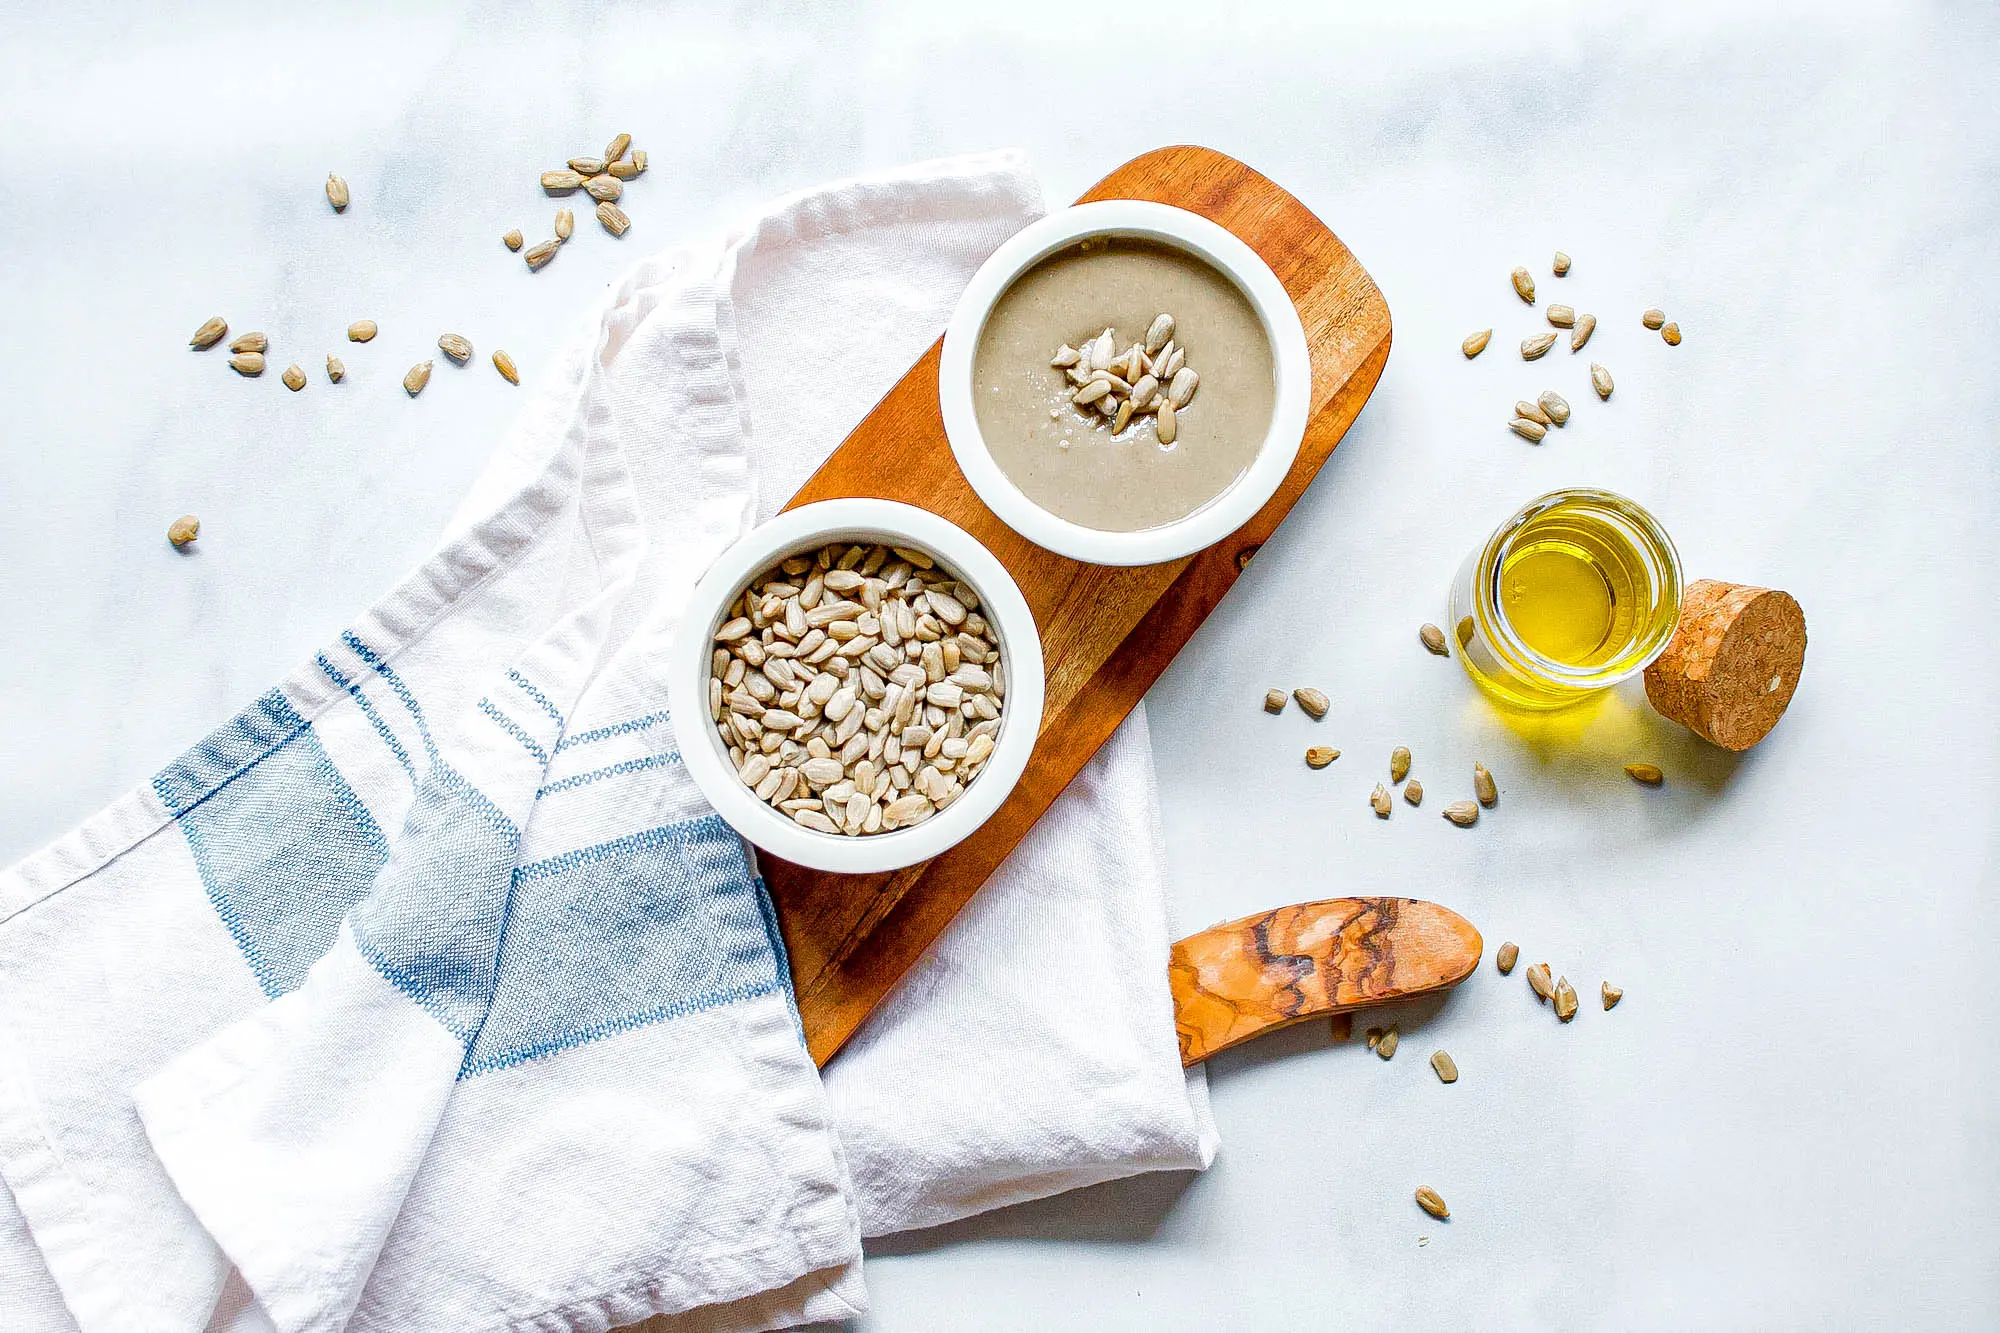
1448;488;1683;710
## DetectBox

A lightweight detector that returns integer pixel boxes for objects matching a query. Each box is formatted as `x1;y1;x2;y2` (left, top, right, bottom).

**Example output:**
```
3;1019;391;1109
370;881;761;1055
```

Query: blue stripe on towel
506;669;566;727
478;698;550;765
535;750;682;797
552;710;672;754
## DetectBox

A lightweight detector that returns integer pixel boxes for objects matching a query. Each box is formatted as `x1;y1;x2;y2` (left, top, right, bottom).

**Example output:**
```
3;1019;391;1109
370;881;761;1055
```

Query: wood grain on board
1170;898;1483;1065
759;145;1395;1067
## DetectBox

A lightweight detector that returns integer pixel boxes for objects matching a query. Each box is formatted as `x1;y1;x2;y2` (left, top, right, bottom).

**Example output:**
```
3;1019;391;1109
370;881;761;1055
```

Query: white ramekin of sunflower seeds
671;499;1044;873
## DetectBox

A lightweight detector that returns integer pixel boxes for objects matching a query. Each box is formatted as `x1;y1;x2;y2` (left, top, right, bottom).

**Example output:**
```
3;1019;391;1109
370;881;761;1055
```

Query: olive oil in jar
1449;489;1684;710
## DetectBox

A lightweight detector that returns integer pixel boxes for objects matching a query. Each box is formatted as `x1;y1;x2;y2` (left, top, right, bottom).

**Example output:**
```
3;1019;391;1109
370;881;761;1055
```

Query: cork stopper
1643;580;1806;751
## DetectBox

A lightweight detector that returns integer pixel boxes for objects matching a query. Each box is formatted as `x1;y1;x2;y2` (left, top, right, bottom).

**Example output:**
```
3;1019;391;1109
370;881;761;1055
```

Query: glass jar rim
1471;487;1684;688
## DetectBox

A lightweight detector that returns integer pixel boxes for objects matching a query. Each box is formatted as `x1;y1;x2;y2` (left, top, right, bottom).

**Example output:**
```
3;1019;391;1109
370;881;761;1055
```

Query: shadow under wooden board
760;145;1394;1067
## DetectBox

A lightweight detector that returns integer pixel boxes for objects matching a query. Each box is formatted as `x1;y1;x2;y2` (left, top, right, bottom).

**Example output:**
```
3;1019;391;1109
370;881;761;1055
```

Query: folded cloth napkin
0;151;1215;1333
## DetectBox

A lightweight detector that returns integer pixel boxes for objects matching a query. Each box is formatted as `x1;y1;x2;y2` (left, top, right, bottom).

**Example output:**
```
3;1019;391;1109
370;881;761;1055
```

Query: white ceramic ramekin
670;499;1044;873
938;201;1311;567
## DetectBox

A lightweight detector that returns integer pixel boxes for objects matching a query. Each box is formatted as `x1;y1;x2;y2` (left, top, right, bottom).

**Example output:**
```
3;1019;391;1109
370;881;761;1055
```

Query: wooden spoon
1171;897;1483;1065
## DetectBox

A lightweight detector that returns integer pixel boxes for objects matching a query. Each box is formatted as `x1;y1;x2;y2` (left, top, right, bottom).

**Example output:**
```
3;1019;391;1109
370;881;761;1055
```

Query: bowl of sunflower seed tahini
672;499;1045;873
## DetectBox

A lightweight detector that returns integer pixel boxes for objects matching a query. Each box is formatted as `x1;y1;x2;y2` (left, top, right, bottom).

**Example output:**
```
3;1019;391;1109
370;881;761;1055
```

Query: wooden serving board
762;146;1394;1066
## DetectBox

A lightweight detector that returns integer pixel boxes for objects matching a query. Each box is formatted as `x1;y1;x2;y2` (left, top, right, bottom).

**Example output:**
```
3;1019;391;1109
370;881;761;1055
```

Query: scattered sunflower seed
503;229;524;251
1496;941;1519;974
1509;417;1548;443
1415;1186;1449;1220
555;208;574;241
403;361;432;396
228;351;265;376
1430;1050;1458;1083
1390;746;1411;783
1602;982;1623;1010
1553;251;1571;276
596;201;630;236
631;148;647;173
347;320;377;342
1511;266;1536;303
325;172;349;211
189;316;228;349
1404;779;1423;806
1570;313;1597;352
1420;623;1448;656
1661;322;1682;346
1263;689;1286;714
281;363;305;391
1642;308;1666;330
326;354;344;383
1624;762;1664;786
492;349;519;385
438;333;472;363
1546;304;1576;328
1516;399;1552;427
541;170;584;193
1376;1025;1399;1058
167;514;200;548
229;332;267;354
1371;784;1393;818
1538;390;1571;425
1156;397;1178;445
1554;976;1579;1022
1473;763;1497;807
585;174;622;202
1527;962;1554;1002
567;155;607;177
1293;687;1329;719
1145;312;1175;354
607;158;640;180
1365;1027;1384;1050
1590;362;1614;400
1442;800;1479;827
1462;329;1491;358
1306;746;1340;769
1521;332;1558;360
605;131;632;163
524;238;560;269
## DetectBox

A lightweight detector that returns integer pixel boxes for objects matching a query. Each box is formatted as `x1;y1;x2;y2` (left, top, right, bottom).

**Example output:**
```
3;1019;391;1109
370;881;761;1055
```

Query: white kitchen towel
0;151;1213;1333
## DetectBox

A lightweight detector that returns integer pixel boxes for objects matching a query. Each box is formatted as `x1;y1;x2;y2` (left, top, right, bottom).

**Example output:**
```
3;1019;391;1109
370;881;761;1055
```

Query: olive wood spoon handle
1170;897;1483;1065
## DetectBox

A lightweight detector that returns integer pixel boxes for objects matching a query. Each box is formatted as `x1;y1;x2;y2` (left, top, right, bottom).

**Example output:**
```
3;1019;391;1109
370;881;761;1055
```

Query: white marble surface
3;2;1996;1328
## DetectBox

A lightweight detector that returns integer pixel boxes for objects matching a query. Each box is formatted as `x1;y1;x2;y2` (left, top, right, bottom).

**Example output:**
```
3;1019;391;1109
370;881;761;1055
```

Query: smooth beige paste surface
972;239;1275;534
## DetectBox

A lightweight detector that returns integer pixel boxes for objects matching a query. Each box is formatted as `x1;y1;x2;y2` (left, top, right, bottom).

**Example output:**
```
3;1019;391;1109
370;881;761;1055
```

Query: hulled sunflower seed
1156;397;1178;444
585;174;623;202
1371;784;1392;818
1074;379;1111;405
1642;308;1666;330
1546;304;1576;328
1474;762;1497;807
1430;1050;1458;1083
1404;779;1423;806
1168;367;1199;408
326;354;344;383
1416;1186;1449;1220
1553;251;1571;276
189;316;228;349
167;514;200;547
228;351;265;376
1145;313;1175;354
542;169;584;193
555;208;574;241
1051;344;1080;368
403;361;432;396
229;332;267;354
631;148;647;174
1496;941;1519;974
1570;313;1596;351
1661;322;1682;346
1462;329;1491;358
1365;1027;1383;1049
325;172;349;211
568;155;607;177
503;229;524;251
1420;623;1448;656
1391;746;1411;783
281;363;305;391
608;158;640;180
493;350;519;384
1112;398;1134;433
1511;266;1536;303
1517;399;1552;427
1509;417;1548;443
1590;362;1614;399
1538;390;1570;425
605;131;632;163
596;201;630;236
1376;1025;1399;1058
438;333;472;363
1442;800;1478;827
1521;332;1558;360
1554;976;1579;1022
1294;687;1329;719
525;238;560;269
1602;982;1624;1010
1305;746;1340;769
1263;689;1286;714
347;319;377;342
1624;762;1663;786
1527;962;1554;1002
